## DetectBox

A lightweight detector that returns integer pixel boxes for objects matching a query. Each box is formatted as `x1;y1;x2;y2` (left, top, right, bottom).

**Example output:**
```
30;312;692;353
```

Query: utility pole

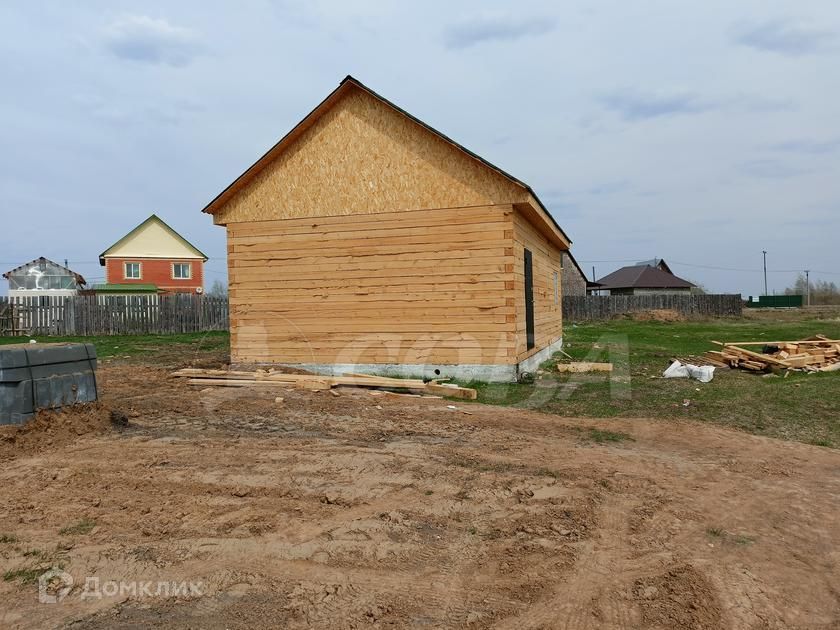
805;270;810;306
592;266;597;296
762;250;768;296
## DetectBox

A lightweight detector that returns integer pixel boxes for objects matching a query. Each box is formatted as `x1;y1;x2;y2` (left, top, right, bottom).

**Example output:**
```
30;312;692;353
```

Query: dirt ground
1;354;839;629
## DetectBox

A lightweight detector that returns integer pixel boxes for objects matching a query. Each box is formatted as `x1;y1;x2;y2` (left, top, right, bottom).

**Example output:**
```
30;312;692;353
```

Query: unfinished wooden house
203;76;571;381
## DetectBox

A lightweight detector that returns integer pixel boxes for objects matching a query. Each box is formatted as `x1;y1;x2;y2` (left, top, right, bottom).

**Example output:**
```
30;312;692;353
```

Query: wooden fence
1;292;741;335
0;295;229;336
562;294;743;321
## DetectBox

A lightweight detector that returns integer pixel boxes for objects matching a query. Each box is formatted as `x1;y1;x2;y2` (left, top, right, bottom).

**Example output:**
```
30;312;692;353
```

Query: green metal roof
92;283;160;293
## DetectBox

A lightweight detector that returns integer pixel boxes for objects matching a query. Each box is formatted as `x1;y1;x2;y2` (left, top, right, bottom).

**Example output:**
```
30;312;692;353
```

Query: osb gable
212;86;529;225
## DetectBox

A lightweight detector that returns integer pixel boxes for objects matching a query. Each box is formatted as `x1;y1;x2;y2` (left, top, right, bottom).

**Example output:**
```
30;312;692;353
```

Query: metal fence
0;295;229;336
745;295;804;308
562;294;743;321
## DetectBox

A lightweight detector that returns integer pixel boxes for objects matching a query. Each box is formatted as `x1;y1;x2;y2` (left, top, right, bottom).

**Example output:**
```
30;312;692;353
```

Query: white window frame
124;262;142;279
172;263;192;280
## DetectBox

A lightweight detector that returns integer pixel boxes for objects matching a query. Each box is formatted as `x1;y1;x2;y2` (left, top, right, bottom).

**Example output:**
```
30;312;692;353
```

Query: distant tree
784;274;808;297
207;279;228;298
785;273;840;305
688;280;709;295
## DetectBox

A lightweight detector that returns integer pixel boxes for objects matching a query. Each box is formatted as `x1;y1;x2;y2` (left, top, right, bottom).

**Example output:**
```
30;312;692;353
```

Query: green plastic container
0;343;98;425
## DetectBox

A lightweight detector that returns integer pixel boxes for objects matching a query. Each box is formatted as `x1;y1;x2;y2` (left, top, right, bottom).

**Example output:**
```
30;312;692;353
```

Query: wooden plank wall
512;210;564;361
0;295;229;336
563;294;743;321
227;204;518;366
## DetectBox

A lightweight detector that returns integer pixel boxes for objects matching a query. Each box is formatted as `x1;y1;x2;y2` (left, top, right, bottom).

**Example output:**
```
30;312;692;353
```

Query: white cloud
103;15;202;67
599;89;715;121
733;19;837;56
444;15;556;49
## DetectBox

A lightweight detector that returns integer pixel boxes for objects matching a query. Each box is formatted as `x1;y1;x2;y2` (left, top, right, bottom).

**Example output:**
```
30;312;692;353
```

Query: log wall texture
512;212;564;361
226;204;519;366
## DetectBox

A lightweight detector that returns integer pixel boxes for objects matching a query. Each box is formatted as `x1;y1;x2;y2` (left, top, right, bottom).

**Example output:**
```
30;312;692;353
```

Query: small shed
203;76;572;382
3;257;86;297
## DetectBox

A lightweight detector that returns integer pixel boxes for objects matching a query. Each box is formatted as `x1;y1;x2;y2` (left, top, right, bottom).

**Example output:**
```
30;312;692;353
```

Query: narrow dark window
524;249;535;350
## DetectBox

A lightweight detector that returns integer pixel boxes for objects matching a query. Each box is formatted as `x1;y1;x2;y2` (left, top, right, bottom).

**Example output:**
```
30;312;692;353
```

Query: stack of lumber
170;368;478;399
703;335;840;373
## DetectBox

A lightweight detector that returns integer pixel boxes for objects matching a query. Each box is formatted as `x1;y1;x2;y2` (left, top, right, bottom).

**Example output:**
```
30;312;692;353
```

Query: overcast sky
2;0;838;296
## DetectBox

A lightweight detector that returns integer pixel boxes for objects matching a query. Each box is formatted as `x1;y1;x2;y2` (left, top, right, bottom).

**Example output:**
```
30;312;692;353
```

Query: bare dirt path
0;363;838;629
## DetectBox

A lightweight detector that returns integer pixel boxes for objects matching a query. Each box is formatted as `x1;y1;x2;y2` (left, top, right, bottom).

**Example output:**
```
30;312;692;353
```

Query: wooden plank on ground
423;383;478;400
556;362;613;373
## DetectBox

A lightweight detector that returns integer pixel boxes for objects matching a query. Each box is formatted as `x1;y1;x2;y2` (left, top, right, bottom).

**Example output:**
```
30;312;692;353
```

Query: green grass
59;518;96;536
707;527;756;545
0;534;18;544
587;428;634;444
3;318;838;448
0;331;229;360
3;567;47;585
470;317;840;447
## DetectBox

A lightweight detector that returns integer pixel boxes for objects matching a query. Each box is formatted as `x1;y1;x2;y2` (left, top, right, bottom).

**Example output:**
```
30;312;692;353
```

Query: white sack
663;360;715;383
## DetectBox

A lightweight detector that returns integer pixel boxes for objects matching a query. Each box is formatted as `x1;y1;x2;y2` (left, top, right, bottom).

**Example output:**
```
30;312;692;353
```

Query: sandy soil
0;358;839;629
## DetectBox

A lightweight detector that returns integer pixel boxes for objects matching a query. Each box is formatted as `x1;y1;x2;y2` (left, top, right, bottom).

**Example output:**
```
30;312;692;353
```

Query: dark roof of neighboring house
2;257;86;285
596;264;694;290
99;214;208;265
564;251;602;288
200;75;571;248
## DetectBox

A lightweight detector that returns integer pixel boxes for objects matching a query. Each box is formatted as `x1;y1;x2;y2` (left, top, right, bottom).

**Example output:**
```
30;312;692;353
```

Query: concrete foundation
516;337;565;376
245;338;563;384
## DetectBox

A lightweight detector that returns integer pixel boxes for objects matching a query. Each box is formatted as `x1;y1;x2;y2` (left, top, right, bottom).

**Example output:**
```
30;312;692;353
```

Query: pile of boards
703;335;840;373
170;368;478;399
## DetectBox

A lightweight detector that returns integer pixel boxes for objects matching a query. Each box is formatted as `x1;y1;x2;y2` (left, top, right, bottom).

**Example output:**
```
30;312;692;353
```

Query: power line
575;258;840;277
670;261;840;277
